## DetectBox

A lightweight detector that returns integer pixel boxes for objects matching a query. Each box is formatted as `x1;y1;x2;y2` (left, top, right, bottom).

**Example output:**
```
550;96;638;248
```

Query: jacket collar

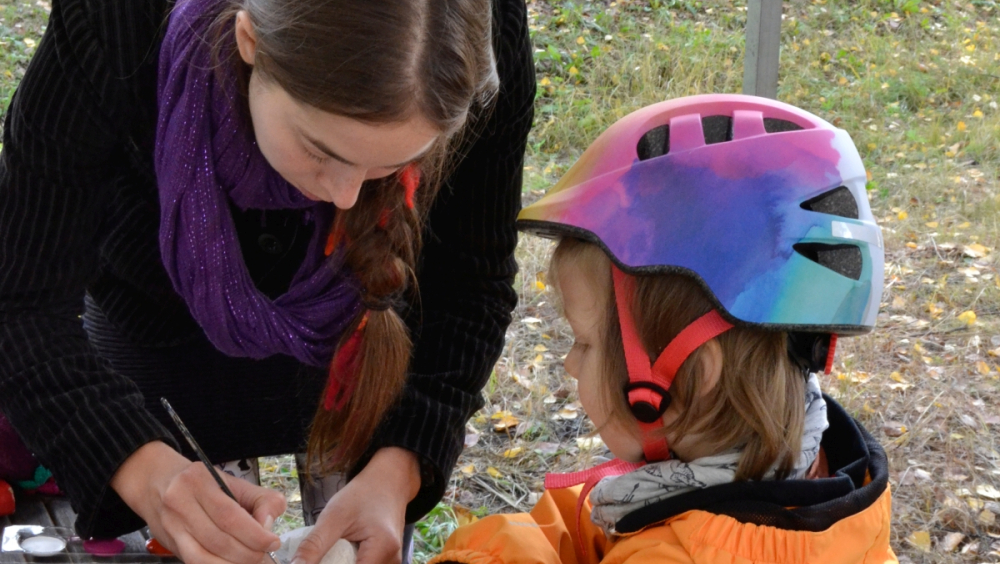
614;394;889;534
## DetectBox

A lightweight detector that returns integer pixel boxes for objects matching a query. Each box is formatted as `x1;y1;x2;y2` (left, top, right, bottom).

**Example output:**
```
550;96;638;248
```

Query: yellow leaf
973;110;984;118
957;310;977;325
539;77;551;86
838;76;848;85
460;464;475;476
535;280;547;291
976;484;1000;499
964;243;989;258
958;222;971;229
576;36;585;45
534;344;548;352
977;361;991;375
906;242;918;249
453;506;479;527
503;447;524;458
925;221;939;228
534;354;544;364
897;211;908;220
957;121;967;132
486;467;502;478
866;170;873;181
907;530;932;552
890;371;907;383
568;66;579;76
891;296;906;309
492;412;520;432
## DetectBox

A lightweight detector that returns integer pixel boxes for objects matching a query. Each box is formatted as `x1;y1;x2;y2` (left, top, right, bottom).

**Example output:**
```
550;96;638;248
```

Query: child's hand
291;447;420;564
112;441;285;564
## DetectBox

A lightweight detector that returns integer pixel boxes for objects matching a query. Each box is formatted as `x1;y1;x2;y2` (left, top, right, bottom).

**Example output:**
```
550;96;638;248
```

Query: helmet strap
611;266;734;462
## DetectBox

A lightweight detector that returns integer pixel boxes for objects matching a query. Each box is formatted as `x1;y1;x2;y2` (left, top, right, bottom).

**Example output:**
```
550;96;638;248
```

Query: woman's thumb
292;526;339;564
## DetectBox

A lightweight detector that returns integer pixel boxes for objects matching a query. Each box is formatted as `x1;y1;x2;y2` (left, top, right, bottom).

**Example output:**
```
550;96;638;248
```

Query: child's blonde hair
551;238;806;481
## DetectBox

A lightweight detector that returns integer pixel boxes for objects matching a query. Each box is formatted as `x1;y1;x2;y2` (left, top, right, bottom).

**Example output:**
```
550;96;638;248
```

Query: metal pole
742;0;783;99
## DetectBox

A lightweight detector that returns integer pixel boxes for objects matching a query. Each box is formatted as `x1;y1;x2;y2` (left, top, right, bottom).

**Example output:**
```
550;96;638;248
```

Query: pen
161;397;282;564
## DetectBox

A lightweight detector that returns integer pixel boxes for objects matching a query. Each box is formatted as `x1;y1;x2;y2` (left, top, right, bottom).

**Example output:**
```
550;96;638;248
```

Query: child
432;94;896;564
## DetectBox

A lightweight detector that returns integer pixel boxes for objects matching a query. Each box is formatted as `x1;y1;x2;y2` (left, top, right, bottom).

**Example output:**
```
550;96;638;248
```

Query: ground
1;0;999;563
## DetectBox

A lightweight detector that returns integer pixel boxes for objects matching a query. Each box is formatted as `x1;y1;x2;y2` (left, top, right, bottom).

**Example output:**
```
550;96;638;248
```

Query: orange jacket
432;398;897;564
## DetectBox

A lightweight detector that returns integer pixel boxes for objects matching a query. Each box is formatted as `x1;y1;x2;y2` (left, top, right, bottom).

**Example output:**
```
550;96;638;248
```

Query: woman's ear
696;339;724;397
234;10;257;66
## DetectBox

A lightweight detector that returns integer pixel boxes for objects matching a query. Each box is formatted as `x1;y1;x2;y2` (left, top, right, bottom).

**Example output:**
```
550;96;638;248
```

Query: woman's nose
320;169;366;209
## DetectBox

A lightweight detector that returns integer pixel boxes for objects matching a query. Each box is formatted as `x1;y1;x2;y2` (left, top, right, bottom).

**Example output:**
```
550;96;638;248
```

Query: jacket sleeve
359;0;536;522
0;0;176;538
429;487;610;564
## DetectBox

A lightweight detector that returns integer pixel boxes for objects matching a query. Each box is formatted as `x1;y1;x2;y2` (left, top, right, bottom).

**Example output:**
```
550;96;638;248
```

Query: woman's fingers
225;470;288;530
162;463;281;563
293;448;418;564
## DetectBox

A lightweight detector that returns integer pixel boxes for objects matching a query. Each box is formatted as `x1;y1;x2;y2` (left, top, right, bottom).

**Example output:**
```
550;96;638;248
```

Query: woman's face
236;12;440;208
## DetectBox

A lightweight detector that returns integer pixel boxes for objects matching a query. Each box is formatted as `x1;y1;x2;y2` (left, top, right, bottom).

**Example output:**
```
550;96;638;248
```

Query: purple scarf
155;0;361;367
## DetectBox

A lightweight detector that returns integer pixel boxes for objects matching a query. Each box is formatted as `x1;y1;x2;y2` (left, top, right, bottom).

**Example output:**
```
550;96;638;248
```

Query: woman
0;0;535;562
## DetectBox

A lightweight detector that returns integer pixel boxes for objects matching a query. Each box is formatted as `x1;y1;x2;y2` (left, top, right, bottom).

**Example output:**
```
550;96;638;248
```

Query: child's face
559;263;645;462
235;12;440;209
559;262;723;463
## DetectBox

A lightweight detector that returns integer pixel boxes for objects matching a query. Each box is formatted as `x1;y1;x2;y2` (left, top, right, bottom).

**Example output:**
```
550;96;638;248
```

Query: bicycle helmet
519;94;883;461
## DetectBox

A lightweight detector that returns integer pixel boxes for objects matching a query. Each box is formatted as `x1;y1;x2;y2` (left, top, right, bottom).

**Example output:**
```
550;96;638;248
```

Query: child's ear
234;10;258;66
696;339;724;397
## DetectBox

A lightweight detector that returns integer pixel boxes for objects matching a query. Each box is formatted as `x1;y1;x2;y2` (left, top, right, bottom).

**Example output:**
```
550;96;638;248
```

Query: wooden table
1;493;178;563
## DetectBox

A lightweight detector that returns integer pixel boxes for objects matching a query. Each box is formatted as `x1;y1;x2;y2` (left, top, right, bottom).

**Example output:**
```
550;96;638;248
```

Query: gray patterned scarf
589;373;828;536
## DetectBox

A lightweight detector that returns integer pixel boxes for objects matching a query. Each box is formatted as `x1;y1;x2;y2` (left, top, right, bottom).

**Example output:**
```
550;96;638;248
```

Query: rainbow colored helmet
519;94;884;336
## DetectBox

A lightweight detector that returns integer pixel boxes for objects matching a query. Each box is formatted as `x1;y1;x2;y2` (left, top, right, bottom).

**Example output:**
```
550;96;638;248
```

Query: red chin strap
611;266;734;462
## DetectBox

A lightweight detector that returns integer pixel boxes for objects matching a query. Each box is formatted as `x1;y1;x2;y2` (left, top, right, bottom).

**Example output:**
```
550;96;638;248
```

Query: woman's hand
112;441;286;564
292;447;421;564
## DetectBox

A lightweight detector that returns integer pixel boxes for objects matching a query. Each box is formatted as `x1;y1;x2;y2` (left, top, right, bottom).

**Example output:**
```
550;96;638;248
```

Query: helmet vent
637;125;670;160
702;115;733;144
793;243;863;280
801;186;859;219
763;118;805;133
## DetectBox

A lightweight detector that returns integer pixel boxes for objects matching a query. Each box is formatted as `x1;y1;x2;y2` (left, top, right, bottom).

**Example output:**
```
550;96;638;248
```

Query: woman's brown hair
551;239;806;481
210;0;499;474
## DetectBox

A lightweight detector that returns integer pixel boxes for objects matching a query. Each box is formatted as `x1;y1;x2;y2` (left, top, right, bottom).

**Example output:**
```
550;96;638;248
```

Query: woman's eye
305;149;327;164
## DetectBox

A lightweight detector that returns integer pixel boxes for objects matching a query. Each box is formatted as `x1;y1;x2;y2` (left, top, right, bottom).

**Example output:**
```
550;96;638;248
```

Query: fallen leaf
521;317;543;324
964;243;989;258
908;530;932;552
534;280;546;291
534;442;560;455
534;344;549;352
503;447;523;458
553;407;579;420
891;296;907;310
486;466;502;479
884;422;907;437
898;211;909;220
958;310;978;325
978;361;992;375
492;412;520;432
940;532;965;552
576;437;605;450
979;509;996;526
460;464;475;476
926;221;939;228
977;485;1000;500
453;505;479;526
464;432;480;448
